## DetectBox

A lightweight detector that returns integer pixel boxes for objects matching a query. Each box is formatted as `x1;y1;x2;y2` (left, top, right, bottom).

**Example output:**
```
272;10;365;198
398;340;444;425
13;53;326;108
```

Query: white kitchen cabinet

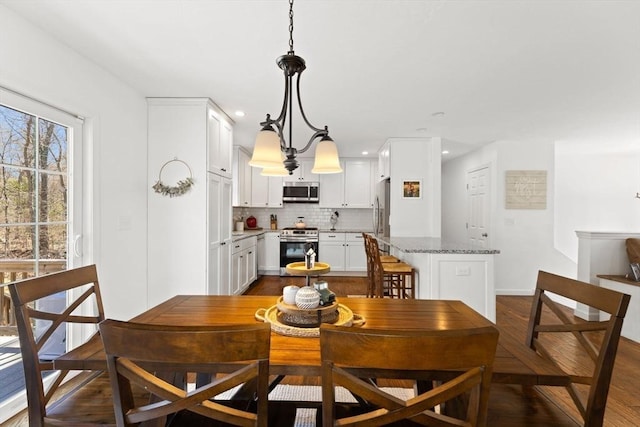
251;168;283;208
319;232;346;271
232;236;257;295
147;98;233;307
258;232;280;274
287;160;317;182
319;232;366;272
344;233;367;271
208;173;232;295
377;141;391;181
232;146;252;207
320;159;372;208
208;107;233;178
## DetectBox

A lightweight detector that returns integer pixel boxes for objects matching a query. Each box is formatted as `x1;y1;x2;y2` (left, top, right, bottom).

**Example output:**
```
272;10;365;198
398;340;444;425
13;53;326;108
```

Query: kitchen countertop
231;229;374;241
231;229;268;241
374;235;500;254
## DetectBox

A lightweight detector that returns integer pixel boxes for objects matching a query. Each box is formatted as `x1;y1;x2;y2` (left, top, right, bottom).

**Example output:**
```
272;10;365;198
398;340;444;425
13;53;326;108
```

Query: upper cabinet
232;146;252;207
377;141;390;181
251;168;283;208
320;159;373;208
287;160;317;182
208;107;233;177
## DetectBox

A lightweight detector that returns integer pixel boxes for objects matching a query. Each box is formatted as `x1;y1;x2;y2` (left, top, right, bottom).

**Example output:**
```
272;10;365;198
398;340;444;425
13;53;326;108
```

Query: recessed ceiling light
442;150;450;155
362;151;369;155
234;111;245;117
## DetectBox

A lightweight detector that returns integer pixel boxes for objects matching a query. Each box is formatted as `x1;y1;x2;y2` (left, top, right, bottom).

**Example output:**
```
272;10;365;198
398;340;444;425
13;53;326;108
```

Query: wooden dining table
55;295;490;374
54;295;568;386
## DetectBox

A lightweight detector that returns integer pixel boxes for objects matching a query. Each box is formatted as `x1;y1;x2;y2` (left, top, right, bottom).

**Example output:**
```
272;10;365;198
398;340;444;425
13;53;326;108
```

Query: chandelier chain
288;0;294;54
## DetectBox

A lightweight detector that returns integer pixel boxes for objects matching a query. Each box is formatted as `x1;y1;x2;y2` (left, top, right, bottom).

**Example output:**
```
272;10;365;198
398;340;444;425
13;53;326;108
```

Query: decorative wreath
152;158;194;198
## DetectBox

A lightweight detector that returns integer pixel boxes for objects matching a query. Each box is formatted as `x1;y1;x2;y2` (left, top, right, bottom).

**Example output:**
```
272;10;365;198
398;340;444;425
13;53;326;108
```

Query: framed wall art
402;180;421;199
505;170;547;209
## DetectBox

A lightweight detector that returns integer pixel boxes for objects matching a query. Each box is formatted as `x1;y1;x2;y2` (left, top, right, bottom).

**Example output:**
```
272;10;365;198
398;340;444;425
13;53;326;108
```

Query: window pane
39;171;67;223
0;225;35;259
38;225;67;260
0;105;36;168
38;118;67;173
0;166;36;224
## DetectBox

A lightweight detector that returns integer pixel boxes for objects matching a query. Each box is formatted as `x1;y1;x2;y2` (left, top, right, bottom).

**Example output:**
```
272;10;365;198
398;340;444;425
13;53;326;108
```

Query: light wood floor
2;275;638;426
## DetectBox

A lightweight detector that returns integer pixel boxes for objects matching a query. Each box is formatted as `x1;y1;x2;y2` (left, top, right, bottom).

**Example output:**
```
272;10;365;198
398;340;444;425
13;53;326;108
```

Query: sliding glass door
0;88;84;422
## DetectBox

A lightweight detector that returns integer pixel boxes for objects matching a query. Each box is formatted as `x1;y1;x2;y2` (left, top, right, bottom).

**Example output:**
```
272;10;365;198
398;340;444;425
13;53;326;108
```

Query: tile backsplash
233;205;373;231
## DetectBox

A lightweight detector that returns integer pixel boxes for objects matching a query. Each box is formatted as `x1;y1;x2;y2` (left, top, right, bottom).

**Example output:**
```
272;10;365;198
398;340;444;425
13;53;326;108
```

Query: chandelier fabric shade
249;0;341;175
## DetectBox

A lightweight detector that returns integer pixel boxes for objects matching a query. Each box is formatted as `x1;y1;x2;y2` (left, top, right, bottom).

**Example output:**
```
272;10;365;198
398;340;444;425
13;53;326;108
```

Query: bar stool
380;260;415;298
363;233;415;299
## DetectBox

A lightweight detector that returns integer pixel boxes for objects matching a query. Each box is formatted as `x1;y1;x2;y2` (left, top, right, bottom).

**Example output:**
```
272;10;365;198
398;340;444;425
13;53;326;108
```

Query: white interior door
467;166;490;247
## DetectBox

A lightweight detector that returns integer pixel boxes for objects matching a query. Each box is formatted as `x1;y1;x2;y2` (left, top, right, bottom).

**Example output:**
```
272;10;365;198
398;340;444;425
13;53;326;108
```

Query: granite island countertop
375;235;500;254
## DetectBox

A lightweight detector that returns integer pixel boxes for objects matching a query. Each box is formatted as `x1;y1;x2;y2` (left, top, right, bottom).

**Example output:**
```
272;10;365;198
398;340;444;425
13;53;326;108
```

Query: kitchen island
375;235;500;321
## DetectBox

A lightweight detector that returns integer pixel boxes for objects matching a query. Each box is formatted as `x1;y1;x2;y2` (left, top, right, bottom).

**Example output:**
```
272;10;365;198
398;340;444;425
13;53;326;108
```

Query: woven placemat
255;304;365;337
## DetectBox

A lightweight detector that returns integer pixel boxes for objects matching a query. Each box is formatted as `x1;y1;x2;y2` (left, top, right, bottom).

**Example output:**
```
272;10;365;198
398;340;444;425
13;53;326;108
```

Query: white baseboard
495;289;535;296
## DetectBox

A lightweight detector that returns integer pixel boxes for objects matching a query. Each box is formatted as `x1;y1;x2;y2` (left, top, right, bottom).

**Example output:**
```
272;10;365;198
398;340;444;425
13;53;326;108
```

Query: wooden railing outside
0;260;67;329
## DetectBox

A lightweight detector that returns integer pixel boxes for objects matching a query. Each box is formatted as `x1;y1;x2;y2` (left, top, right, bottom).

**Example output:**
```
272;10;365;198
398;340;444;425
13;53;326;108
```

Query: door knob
481;233;488;237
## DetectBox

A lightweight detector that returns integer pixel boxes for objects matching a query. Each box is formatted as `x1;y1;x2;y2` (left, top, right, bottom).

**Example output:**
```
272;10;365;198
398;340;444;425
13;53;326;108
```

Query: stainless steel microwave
282;182;319;203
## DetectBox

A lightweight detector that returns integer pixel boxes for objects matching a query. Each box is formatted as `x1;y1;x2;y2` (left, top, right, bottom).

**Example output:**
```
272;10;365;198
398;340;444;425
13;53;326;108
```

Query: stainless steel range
279;227;319;276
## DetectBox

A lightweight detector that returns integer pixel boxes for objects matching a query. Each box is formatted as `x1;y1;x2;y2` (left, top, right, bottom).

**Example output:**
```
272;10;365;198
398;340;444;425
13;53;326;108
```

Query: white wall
389;138;442;237
442;140;569;295
0;6;149;319
555;139;640;261
443;137;640;295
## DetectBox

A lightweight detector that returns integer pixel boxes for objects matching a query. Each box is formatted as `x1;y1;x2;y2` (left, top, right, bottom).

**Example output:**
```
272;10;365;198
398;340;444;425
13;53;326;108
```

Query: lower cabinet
231;236;257;294
319;232;366;272
258;232;280;274
345;233;366;272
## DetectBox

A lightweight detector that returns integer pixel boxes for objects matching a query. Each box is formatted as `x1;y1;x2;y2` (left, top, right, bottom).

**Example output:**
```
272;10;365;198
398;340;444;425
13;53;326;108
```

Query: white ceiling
3;0;639;161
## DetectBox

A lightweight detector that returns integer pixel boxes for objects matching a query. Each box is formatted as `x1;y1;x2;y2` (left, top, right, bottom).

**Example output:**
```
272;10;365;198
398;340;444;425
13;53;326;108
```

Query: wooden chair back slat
320;324;499;427
7;264;112;426
99;319;271;427
524;270;631;427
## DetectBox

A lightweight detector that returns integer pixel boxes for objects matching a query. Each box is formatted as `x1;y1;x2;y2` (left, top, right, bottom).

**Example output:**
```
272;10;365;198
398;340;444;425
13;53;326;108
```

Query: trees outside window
1;104;68;269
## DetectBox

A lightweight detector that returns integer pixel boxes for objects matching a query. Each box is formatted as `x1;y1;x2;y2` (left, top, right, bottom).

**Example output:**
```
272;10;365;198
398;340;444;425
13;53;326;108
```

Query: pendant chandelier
249;0;342;175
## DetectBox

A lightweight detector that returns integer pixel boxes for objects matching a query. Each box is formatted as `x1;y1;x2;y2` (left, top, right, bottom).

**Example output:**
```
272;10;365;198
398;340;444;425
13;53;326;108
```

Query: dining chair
8;264;133;426
363;233;415;298
489;270;631;427
99;319;272;427
320;324;499;427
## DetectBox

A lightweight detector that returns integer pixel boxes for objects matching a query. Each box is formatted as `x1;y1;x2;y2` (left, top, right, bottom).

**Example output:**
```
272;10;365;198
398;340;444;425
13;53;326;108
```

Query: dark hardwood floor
2;275;638;426
247;275;640;426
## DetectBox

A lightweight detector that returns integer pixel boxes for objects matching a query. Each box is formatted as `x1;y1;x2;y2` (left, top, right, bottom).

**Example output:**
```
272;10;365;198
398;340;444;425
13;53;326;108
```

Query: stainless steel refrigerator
373;178;390;237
